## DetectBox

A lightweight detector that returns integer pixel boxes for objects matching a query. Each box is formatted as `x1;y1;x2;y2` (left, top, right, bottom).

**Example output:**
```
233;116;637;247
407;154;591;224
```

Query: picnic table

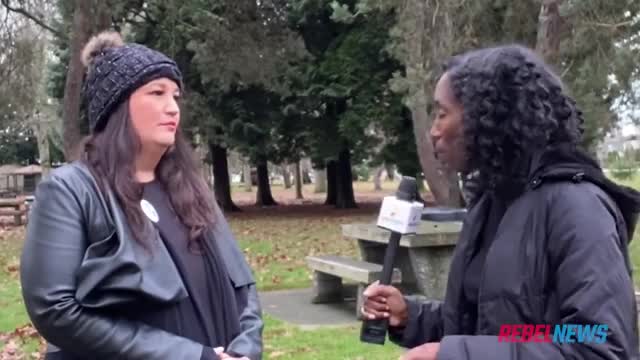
342;220;461;300
0;196;31;225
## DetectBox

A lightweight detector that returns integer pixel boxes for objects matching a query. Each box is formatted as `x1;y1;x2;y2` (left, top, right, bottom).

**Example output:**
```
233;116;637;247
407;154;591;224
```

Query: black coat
20;162;263;360
390;147;640;359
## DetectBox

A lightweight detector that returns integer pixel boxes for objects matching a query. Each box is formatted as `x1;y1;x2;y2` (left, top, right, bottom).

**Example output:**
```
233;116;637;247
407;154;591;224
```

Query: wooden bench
0;196;29;225
306;255;402;319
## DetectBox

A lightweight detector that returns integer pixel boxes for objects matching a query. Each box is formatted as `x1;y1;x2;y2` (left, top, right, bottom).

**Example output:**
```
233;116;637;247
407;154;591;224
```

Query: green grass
0;231;28;332
263;315;403;359
613;172;640;189
231;211;372;291
0;229;43;357
2;173;640;357
0;280;27;332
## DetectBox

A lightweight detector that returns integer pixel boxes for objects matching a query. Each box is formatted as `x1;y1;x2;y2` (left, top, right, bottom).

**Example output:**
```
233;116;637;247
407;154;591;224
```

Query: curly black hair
444;45;585;195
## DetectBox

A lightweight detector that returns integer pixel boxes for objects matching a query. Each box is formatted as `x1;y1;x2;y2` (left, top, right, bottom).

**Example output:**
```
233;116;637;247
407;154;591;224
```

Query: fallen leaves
230;207;374;291
266;346;315;359
12;326;37;339
0;229;25;281
268;350;286;358
5;258;19;279
0;227;43;359
0;324;45;360
1;339;18;360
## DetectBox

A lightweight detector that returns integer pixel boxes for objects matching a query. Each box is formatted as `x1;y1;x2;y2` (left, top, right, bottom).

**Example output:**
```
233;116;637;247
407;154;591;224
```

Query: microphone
360;176;425;345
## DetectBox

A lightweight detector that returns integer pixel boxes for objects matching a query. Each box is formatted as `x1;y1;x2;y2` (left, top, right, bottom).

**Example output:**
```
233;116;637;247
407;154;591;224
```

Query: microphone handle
380;231;401;285
360;231;402;345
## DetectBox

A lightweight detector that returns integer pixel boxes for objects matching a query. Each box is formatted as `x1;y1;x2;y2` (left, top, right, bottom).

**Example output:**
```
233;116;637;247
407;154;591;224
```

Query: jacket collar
525;145;640;241
69;161;255;309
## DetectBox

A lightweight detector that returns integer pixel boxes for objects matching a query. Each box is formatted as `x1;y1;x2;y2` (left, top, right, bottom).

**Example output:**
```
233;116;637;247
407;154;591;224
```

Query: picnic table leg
357;239;385;264
311;271;343;304
408;246;456;300
356;283;366;320
14;205;22;226
357;239;418;294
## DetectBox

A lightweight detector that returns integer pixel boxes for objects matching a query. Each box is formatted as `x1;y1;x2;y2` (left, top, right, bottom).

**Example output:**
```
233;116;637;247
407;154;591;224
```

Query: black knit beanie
80;31;184;132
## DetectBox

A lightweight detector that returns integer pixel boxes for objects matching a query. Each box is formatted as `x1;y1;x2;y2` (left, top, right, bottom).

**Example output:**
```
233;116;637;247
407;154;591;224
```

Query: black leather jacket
20;162;263;360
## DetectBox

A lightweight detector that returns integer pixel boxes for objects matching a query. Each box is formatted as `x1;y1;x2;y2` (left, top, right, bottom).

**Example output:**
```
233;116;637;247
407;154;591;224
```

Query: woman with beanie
20;31;263;360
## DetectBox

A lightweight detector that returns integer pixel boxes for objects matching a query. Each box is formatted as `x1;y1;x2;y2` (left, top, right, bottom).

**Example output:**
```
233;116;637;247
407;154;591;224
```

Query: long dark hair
443;45;585;194
83;99;217;247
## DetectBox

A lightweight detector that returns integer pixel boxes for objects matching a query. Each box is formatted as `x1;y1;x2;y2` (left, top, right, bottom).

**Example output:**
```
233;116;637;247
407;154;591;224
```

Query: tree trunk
62;0;111;161
62;0;91;160
282;164;292;189
210;143;240;212
302;168;312;184
256;160;277;206
373;166;384;191
447;171;464;206
193;132;209;183
335;147;357;209
400;0;463;207
94;0;112;30
325;161;337;205
33;115;51;178
243;161;252;192
536;0;565;65
295;161;303;200
205;163;214;189
314;168;326;193
416;173;426;192
206;161;214;190
28;37;51;177
385;163;395;181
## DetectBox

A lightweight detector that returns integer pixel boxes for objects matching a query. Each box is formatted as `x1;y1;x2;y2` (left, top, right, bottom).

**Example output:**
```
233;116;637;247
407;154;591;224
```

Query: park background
1;0;640;358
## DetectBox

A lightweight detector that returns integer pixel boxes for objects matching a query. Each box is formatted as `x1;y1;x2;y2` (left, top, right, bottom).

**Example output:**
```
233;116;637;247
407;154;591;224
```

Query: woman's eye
151;90;163;96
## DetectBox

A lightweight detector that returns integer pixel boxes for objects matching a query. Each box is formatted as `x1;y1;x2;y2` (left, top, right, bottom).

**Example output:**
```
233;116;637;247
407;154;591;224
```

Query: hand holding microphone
361;281;408;327
360;176;424;345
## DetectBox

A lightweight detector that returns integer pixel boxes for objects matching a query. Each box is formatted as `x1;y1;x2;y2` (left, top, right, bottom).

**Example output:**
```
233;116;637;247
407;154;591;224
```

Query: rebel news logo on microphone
498;324;608;344
376;195;423;234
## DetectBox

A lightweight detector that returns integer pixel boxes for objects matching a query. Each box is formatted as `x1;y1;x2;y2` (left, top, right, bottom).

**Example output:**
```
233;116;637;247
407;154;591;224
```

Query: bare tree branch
1;0;63;38
560;59;574;78
585;19;635;29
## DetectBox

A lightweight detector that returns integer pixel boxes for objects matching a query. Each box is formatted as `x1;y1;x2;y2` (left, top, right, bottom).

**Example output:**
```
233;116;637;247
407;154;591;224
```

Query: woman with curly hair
362;45;640;359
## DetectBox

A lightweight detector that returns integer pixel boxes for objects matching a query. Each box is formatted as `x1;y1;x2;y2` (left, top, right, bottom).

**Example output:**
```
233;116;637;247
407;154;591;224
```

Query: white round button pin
140;199;159;223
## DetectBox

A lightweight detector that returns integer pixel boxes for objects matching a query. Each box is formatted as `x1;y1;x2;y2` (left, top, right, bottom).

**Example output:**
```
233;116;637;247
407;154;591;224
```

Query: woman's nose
430;123;441;144
165;98;179;117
